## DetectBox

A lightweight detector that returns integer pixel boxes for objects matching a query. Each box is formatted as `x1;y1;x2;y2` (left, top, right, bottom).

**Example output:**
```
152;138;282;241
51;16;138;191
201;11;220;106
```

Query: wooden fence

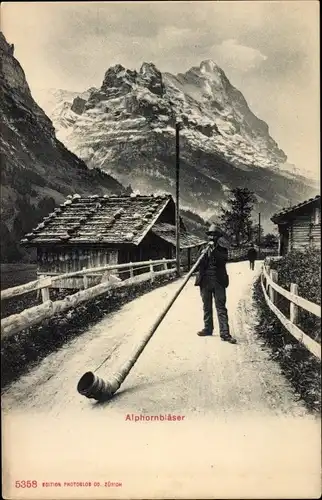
1;258;176;339
260;260;321;360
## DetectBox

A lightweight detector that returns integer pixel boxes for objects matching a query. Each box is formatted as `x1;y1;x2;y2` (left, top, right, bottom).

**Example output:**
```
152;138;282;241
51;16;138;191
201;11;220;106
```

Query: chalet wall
35;235;174;288
290;215;311;251
37;246;119;289
290;208;321;251
310;223;321;248
280;207;321;254
140;232;174;260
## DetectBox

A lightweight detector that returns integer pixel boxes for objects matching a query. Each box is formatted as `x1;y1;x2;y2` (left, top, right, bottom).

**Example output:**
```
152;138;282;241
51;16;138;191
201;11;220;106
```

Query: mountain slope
33;87;97;132
38;60;318;230
0;32;126;261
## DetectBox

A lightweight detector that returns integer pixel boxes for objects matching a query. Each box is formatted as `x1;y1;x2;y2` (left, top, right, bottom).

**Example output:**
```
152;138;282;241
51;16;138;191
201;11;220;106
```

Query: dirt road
2;262;321;499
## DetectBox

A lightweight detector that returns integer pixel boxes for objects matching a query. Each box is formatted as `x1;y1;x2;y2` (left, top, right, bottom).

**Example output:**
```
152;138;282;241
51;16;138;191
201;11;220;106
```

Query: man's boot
221;334;237;344
197;330;213;336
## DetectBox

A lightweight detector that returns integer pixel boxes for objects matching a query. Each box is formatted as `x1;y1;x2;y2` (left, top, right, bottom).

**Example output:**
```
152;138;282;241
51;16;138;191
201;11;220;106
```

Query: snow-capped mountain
33;87;96;130
277;161;319;183
34;60;318;228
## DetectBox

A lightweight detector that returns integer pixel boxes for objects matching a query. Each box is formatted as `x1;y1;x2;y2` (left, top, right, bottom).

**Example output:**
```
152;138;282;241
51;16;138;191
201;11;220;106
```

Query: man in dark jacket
195;224;236;344
247;245;257;270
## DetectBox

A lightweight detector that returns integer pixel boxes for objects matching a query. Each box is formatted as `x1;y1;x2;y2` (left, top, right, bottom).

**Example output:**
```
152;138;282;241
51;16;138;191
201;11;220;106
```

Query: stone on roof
21;194;173;246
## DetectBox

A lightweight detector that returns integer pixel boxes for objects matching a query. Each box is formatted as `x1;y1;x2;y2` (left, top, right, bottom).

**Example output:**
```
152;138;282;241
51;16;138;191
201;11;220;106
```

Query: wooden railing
260;260;321;360
1;258;176;339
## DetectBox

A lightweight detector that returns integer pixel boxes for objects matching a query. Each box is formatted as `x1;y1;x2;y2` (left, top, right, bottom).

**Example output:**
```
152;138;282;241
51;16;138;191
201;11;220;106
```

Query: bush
269;249;321;341
269;248;320;303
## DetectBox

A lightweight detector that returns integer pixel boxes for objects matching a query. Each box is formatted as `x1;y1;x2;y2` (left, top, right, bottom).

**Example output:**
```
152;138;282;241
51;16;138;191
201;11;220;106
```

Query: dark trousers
200;281;230;337
249;260;255;270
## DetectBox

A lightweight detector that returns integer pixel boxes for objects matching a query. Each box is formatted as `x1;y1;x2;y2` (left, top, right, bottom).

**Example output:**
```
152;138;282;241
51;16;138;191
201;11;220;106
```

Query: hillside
0;33;126;261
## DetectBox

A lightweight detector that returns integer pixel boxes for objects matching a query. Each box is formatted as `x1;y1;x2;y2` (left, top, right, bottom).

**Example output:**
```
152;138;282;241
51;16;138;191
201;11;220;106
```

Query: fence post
187;248;191;271
162;257;168;271
290;283;299;325
149;260;154;283
129;263;134;279
83;267;89;289
40;275;51;303
41;287;50;303
269;269;278;304
264;261;270;292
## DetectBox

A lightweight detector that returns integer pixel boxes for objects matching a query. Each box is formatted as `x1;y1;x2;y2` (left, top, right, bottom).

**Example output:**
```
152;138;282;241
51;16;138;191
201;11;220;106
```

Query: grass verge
253;276;321;414
1;274;177;390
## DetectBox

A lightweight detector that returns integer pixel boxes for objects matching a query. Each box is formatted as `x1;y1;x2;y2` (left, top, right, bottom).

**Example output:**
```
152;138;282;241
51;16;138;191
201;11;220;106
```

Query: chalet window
313;207;321;225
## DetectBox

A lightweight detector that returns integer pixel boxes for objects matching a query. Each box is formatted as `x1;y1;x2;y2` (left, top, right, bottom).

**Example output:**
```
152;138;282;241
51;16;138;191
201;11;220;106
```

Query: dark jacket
247;248;257;261
194;244;229;288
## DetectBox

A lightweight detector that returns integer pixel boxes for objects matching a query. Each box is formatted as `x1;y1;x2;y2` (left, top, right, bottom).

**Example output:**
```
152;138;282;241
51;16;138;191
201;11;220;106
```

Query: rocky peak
101;64;138;93
199;59;221;74
100;62;164;98
140;62;158;76
0;32;53;134
0;32;14;55
0;32;32;97
198;59;230;91
86;86;98;94
44;57;289;170
71;96;86;115
139;62;164;96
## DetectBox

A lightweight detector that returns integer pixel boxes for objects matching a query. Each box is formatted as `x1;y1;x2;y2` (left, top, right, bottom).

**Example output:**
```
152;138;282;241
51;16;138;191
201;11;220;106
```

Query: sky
2;1;320;178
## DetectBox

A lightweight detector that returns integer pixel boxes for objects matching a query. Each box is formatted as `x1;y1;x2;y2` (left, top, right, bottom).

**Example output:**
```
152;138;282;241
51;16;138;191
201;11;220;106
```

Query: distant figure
247;245;257;270
194;224;236;344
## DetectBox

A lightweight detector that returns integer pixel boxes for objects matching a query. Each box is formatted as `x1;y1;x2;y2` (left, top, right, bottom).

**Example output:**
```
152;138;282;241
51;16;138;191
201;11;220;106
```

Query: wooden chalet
271;195;321;256
21;193;206;288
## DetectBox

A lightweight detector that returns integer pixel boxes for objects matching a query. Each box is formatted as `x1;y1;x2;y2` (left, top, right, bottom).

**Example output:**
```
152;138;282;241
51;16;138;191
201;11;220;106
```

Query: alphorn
77;243;211;401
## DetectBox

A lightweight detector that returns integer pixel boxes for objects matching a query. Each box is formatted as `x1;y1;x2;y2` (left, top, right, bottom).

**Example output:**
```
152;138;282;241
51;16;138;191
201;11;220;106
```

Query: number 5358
15;480;37;488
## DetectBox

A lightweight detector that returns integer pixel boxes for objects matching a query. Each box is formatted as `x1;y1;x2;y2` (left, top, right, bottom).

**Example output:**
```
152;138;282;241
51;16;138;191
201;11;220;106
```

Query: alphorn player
194;223;237;343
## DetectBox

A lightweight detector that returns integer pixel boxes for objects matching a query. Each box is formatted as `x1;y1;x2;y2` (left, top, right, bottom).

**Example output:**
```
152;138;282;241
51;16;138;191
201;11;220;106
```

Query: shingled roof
271;195;321;223
21;193;174;246
152;223;206;249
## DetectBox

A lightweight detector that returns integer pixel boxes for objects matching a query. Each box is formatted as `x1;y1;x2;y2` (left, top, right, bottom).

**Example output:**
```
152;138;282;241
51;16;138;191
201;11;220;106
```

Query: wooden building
21;193;205;288
271;195;321;256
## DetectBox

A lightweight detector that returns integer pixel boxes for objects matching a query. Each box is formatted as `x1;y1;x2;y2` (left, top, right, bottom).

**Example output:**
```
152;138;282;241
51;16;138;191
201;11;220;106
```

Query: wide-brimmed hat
206;223;224;236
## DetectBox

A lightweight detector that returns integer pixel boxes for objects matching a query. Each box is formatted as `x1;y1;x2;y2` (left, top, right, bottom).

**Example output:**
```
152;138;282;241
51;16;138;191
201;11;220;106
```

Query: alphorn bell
77;243;211;401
